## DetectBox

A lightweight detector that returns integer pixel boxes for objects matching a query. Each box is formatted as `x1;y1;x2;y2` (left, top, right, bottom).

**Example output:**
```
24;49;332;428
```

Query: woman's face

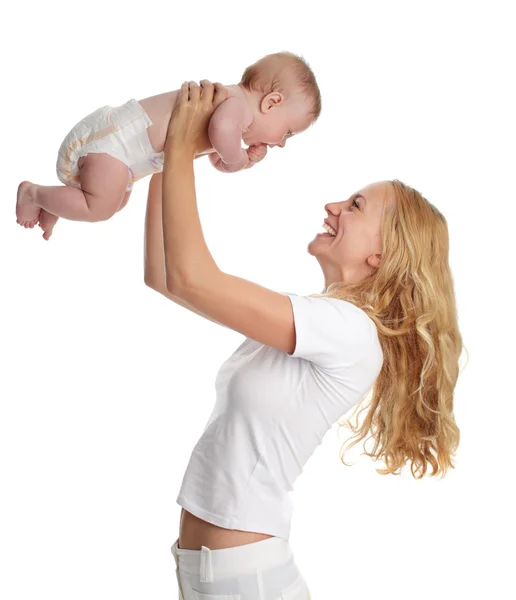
308;181;395;287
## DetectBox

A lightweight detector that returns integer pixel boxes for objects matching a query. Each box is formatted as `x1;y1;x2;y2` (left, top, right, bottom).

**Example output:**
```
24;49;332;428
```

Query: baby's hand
245;143;268;168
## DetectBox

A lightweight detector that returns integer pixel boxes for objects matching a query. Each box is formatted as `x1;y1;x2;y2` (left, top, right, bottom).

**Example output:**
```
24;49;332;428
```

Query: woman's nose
325;202;339;214
325;199;349;213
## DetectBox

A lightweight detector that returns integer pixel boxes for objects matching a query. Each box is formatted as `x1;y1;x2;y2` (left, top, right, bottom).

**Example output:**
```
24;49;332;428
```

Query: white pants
171;537;311;600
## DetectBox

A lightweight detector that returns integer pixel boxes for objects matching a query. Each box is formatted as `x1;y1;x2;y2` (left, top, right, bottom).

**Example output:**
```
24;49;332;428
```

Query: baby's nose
278;139;286;148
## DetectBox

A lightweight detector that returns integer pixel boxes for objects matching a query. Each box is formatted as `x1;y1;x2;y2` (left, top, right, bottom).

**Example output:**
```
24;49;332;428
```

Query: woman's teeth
322;222;337;236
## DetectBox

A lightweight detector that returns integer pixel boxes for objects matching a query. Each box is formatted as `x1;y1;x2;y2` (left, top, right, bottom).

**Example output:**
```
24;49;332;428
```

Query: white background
1;1;515;598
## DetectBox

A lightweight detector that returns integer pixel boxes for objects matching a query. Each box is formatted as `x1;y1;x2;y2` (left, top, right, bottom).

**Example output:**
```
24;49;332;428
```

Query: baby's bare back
137;84;242;154
137;90;179;153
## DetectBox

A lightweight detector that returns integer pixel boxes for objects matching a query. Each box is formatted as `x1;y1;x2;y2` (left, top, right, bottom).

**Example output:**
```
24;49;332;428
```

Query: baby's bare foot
16;181;41;228
38;209;59;241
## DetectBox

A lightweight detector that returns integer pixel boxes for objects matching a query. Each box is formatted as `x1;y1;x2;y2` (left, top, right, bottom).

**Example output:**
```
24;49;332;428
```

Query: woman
144;81;463;600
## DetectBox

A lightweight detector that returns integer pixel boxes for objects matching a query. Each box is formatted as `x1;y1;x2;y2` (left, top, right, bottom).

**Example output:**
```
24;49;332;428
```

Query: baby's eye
286;130;293;137
352;198;360;209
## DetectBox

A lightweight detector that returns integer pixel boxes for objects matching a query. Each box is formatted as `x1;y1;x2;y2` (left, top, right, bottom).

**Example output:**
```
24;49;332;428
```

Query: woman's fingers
188;80;200;103
180;79;226;109
199;79;215;106
213;82;228;107
178;81;189;103
199;79;227;108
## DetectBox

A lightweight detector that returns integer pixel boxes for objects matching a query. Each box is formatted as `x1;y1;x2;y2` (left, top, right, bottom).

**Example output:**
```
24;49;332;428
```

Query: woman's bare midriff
178;508;274;550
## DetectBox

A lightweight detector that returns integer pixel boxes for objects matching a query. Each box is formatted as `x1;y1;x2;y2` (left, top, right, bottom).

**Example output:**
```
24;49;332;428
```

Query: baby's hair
240;52;322;121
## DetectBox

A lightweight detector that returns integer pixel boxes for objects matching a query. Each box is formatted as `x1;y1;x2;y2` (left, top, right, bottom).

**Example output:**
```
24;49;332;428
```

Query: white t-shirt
176;292;383;540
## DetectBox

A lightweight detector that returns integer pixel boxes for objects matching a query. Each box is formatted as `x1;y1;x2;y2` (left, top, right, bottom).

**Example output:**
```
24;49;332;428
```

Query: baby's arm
208;97;251;173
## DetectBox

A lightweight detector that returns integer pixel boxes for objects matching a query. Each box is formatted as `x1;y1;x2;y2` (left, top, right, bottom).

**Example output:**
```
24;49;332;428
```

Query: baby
16;52;321;240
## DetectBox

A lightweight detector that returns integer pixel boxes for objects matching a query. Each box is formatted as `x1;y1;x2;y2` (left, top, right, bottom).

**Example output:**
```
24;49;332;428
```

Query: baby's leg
116;190;132;213
16;153;130;226
33;187;130;241
38;210;59;241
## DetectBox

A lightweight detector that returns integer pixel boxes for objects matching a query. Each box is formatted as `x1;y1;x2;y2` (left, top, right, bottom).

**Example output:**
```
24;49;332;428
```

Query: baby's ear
260;92;283;113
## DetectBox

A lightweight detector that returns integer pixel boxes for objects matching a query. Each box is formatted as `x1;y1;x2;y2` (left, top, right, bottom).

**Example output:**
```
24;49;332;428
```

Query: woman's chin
307;235;331;255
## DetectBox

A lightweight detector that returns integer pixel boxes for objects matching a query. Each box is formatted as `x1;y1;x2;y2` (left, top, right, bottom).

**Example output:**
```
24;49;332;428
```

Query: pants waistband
170;536;293;582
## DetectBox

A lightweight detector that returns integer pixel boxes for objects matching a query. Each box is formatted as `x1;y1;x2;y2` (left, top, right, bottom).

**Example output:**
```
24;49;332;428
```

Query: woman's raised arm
143;172;225;327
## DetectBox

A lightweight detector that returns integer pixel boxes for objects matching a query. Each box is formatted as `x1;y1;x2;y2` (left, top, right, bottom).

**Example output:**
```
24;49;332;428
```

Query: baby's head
238;52;321;148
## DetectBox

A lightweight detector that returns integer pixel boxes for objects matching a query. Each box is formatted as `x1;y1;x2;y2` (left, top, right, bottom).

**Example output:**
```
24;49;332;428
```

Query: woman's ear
259;92;284;113
367;253;382;270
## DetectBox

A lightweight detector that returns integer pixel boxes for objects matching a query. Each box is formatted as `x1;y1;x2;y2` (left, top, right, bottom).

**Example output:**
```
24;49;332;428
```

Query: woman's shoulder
284;291;380;345
286;291;375;326
282;291;382;371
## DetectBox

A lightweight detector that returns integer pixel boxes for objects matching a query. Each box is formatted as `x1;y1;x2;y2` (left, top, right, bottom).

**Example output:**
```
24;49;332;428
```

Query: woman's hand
165;80;228;157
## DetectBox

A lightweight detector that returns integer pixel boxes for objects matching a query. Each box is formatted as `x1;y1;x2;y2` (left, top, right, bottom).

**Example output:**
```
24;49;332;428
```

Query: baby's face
243;97;313;148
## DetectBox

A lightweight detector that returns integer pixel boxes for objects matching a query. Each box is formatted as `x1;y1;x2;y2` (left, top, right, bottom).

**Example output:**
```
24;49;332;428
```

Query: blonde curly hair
312;180;465;479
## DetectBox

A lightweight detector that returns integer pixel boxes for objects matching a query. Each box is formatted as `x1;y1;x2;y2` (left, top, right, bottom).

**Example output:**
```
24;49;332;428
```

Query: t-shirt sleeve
284;292;377;371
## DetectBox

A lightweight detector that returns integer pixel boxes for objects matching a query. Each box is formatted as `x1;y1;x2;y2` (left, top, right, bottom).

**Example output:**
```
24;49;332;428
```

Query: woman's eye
352;198;360;209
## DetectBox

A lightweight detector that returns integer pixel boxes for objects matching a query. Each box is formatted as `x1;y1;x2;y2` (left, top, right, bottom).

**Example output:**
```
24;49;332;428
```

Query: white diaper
56;99;164;192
